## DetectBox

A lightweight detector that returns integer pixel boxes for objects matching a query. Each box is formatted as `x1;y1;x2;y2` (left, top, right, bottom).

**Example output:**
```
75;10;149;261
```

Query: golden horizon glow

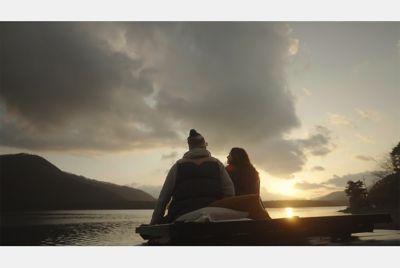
258;169;299;196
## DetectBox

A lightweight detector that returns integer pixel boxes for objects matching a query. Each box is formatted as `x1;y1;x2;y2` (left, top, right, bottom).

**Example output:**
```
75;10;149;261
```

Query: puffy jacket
150;148;235;224
167;160;223;221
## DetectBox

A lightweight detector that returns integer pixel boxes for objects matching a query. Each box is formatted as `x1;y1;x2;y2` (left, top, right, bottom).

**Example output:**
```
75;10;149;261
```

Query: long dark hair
228;147;260;195
229;147;256;170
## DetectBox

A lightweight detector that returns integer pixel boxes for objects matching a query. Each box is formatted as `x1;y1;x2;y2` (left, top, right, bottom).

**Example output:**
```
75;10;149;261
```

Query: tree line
345;141;400;211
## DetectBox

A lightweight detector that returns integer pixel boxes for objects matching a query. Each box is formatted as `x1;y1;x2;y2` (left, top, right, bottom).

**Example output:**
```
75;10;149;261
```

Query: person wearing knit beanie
187;129;208;149
150;129;235;224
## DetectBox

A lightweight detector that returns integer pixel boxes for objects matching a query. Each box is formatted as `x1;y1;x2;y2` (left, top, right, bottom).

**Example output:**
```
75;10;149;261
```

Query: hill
368;173;400;208
262;199;347;208
0;153;156;211
316;191;348;205
262;191;349;207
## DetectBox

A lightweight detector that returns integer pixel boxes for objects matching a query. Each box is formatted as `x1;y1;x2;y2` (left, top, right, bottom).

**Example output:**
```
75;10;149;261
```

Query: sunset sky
1;22;399;200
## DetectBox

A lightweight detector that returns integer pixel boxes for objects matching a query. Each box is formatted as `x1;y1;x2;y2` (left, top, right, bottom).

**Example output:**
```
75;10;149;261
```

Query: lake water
1;206;346;246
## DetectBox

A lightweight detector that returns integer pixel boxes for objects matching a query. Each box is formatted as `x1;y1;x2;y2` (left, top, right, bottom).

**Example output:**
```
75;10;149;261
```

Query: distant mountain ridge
263;199;347;208
0;153;156;211
261;191;349;207
316;190;348;203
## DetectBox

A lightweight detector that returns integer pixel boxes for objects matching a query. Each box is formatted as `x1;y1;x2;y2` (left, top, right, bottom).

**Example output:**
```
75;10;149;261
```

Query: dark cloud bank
355;155;376;162
294;171;379;193
0;22;334;177
311;166;325;171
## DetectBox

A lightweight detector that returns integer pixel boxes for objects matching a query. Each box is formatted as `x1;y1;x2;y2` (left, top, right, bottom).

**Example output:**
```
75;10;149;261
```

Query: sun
258;171;299;199
274;180;296;197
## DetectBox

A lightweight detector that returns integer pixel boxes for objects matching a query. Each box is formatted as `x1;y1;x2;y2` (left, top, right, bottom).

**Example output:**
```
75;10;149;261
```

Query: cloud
260;186;295;201
311;166;325;171
294;171;379;192
296;125;333;156
0;22;332;177
288;40;312;75
355;133;374;144
294;181;332;190
323;171;378;188
302;88;312;96
0;22;179;151
250;138;306;178
288;38;299;56
161;151;178;160
1;23;147;126
355;155;376;162
355;108;380;121
250;125;333;177
352;60;370;77
397;40;400;56
328;113;356;128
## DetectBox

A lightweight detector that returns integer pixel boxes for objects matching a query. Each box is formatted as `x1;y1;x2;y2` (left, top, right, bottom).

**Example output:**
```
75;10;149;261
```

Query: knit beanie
187;129;208;148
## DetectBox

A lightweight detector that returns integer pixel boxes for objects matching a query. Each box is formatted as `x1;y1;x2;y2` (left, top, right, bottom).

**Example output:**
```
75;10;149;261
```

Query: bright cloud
355;108;380;121
328;113;356;128
294;181;333;190
302;87;312;96
355;133;374;144
397;40;400;56
161;151;178;160
288;38;299;56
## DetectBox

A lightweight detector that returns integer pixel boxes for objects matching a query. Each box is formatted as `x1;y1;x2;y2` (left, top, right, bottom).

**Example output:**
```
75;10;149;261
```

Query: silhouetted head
227;147;252;166
187;129;208;150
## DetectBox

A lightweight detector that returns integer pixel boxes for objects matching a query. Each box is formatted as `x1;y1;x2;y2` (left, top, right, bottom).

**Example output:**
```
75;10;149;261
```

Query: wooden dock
136;214;393;245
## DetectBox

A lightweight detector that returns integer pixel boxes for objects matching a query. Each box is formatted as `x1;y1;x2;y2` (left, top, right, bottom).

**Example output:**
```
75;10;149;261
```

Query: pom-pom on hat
187;129;208;148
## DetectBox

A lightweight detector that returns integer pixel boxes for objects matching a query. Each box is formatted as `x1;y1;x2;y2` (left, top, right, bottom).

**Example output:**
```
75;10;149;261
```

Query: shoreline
338;207;400;230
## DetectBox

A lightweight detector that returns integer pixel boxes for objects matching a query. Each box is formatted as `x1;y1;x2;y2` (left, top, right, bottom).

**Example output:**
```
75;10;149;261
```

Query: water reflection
1;210;153;246
1;207;346;246
285;207;294;218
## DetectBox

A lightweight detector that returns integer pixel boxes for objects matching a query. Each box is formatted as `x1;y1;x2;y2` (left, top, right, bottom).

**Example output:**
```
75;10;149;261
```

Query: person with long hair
225;147;260;196
210;147;270;220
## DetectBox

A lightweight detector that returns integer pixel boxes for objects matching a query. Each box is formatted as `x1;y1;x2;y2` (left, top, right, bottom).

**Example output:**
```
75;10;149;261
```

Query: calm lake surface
1;206;346;246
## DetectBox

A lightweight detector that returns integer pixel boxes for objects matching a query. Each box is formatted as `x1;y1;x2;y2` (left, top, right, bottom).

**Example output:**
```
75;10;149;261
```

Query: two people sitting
150;129;269;225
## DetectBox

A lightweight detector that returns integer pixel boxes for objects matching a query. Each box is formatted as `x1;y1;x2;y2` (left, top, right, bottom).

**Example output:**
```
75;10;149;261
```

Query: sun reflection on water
285;207;294;218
